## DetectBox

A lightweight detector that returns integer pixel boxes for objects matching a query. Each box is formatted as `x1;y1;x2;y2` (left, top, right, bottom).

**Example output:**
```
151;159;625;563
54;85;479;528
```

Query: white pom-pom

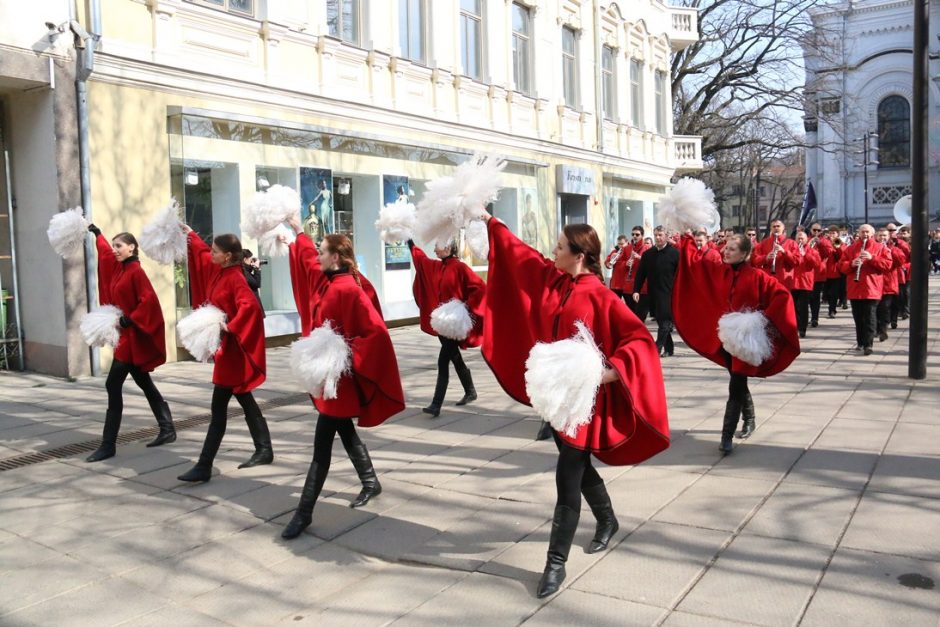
415;154;506;248
524;321;605;438
80;305;123;348
139;199;187;265
430;299;474;341
657;178;720;234
47;207;89;257
257;224;295;258
241;184;301;240
718;310;774;367
375;199;417;243
177;304;226;362
466;219;489;259
290;321;352;399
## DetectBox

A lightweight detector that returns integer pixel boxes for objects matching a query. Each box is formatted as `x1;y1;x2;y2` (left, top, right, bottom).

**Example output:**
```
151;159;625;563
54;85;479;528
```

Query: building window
601;46;615;120
460;0;483;80
630;59;643;128
732;204;741;218
399;0;427;63
562;27;579;108
511;3;532;95
819;98;841;115
187;0;253;16
654;70;667;134
327;0;360;45
877;95;911;168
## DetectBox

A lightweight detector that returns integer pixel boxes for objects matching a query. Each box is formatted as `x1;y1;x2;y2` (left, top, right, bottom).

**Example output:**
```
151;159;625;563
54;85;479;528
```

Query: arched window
877;95;910;168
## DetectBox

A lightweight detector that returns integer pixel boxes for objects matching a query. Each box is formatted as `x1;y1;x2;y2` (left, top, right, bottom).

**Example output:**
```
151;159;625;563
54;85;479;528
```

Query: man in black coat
632;226;679;356
242;249;265;317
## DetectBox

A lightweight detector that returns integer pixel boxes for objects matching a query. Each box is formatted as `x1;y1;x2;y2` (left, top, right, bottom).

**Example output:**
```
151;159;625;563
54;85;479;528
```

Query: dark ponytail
112;232;140;257
213;234;244;264
562;224;605;282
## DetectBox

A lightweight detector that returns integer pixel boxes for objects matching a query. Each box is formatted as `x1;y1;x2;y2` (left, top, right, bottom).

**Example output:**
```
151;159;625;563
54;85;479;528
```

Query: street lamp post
909;0;928;379
856;132;878;225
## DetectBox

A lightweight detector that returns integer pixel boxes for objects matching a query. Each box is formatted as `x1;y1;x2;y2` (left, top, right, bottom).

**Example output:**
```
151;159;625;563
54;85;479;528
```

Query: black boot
423;372;448;418
583;483;619;554
535;421;554;441
177;463;212;483
737;393;756;439
282;460;328;539
347;443;382;508
147;401;177;447
454;363;476;406
719;399;741;455
86;410;121;462
239;411;274;469
536;505;580;598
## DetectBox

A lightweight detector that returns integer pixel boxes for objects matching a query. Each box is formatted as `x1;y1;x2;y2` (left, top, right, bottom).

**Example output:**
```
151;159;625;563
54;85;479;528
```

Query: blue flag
798;182;817;227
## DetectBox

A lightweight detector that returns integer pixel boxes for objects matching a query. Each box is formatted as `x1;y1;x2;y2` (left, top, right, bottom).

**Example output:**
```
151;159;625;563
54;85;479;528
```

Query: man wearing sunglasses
620;227;650;320
806;223;834;328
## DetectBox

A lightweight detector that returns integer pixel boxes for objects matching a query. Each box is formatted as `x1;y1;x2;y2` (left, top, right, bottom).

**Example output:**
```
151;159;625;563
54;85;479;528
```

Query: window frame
561;26;579;109
877;95;911;169
654;70;667;134
400;0;428;64
629;58;644;129
326;0;361;46
459;0;484;80
186;0;254;17
601;45;616;120
511;2;533;96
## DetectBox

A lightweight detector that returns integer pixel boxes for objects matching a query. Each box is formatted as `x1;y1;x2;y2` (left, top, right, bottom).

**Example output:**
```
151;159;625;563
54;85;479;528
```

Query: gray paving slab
653;474;776;532
742;482;860;547
523;589;666;626
840;490;940;561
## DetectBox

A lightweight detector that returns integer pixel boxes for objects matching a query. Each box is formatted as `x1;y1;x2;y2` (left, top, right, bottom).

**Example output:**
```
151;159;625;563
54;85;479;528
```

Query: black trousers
197;386;264;466
898;282;910;317
810;282;824;323
628;294;649;322
432;337;473;406
838;276;848;307
792;289;810;334
824;278;841;315
729;371;750;406
850;299;878;349
654;316;674;354
106;359;165;418
877;295;896;334
312;413;362;469
551;430;603;511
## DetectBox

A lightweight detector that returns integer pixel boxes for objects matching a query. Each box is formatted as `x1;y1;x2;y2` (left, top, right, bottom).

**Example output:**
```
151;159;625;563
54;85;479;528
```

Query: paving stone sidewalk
1;285;939;626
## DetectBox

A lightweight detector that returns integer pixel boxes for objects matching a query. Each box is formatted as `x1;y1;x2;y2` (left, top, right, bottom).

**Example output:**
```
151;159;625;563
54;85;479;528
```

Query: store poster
300;167;333;241
383;175;411;270
519;187;539;249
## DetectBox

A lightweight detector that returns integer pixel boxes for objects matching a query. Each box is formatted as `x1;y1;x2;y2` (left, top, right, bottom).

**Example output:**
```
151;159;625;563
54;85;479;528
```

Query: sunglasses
632;233;642;237
887;229;897;232
811;228;821;232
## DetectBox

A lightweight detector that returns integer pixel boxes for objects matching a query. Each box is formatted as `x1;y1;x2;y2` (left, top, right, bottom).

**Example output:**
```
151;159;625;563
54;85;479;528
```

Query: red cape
188;232;266;393
410;244;485;349
289;235;404;426
481;219;669;466
96;234;166;372
673;235;800;377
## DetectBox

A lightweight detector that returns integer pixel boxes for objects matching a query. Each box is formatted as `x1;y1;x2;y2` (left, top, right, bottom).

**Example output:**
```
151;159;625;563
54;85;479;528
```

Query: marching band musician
837;224;893;356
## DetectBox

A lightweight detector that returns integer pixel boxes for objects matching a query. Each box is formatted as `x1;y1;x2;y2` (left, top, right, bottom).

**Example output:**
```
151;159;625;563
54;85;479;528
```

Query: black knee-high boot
719;399;741;454
454;362;476;406
423;373;448;417
239;411;274;469
347;443;382;508
86;410;121;462
282;460;329;539
178;422;225;482
147;401;177;447
536;505;580;598
737;393;756;439
582;483;619;553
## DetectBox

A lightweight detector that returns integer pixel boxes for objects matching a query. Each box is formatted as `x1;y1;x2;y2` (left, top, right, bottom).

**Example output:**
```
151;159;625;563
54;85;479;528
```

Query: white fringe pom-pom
139;199;187;265
466;219;489;259
241;184;301;239
177;304;226;362
524;321;605;438
430;299;474;341
290;321;352;399
80;305;123;348
718;310;773;367
375;199;417;243
257;223;295;258
657;177;720;234
415;154;506;247
47;207;89;258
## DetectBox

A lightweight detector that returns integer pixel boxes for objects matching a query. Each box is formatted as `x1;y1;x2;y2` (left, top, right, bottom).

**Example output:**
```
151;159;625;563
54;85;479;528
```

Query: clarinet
770;235;781;274
626;248;636;281
854;236;868;282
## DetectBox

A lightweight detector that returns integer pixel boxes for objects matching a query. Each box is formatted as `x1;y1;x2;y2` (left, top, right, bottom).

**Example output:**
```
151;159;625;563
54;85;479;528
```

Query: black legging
431;337;473;405
551;430;603;511
198;385;264;465
312;413;362;473
729;371;750;405
106;359;165;417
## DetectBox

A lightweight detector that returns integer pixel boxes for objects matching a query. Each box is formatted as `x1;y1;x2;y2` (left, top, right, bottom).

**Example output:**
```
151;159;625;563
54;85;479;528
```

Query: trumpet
832;237;843;248
854;236;868;282
608;246;622;267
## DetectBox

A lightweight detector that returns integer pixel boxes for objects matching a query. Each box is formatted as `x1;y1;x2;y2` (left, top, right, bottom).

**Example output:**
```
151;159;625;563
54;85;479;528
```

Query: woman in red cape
408;239;485;416
672;233;799;454
177;228;272;483
281;217;405;539
85;225;175;462
480;215;669;599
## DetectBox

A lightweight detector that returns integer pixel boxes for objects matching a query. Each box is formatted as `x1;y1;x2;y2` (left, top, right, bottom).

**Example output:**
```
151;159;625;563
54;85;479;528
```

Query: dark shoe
178;464;212;482
86;443;116;463
147;401;176;447
863;346;873;356
659;346;668;358
86;410;121;462
347;443;382;508
878;331;888;342
239;410;274;469
455;391;477;406
422;405;441;418
535;421;554;441
583;483;619;554
737;394;756;439
901;314;909;320
827;312;836;319
841;303;848;310
536;506;580;598
811;320;819;328
719;399;741;454
799;330;806;338
282;460;328;540
891;322;898;329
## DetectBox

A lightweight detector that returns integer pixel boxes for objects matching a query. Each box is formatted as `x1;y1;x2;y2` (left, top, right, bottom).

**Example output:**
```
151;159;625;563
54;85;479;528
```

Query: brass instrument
832;237;843;248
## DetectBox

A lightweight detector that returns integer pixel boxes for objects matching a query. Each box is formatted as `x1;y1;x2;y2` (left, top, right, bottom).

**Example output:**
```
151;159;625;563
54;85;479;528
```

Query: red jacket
288;234;404;426
825;245;844;280
837;238;893;300
691;242;723;265
673;235;800;377
881;244;905;296
188;232;266;393
791;244;822;291
893;239;911;286
811;236;833;283
621;241;648;294
410;243;486;349
482;219;669;466
751;235;799;289
96;234;166;372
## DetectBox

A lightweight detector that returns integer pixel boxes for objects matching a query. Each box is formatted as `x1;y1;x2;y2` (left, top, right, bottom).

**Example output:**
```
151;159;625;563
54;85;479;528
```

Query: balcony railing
673;135;703;171
669;7;698;50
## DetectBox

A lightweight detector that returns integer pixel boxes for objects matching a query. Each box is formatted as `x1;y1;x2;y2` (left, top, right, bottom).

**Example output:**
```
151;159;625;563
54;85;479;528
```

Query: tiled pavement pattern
1;285;938;625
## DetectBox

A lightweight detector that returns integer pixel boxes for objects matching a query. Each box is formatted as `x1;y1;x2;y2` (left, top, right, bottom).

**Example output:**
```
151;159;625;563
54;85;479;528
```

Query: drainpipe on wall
593;0;603;153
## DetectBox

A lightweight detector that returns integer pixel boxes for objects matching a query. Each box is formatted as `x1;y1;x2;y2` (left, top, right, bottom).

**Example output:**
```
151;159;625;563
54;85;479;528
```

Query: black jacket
243;264;265;315
633;243;679;321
